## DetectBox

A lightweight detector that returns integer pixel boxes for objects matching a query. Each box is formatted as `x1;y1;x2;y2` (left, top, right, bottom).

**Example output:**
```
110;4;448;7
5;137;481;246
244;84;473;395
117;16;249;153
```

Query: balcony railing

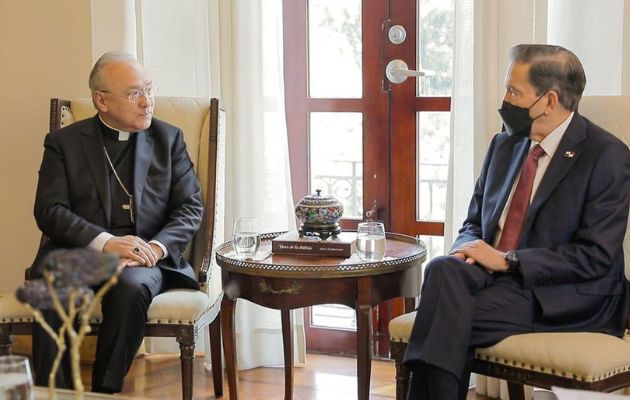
312;160;448;220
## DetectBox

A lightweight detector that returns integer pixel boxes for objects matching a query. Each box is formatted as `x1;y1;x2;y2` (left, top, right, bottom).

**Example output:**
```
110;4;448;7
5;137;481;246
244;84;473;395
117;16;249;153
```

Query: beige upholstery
87;289;219;325
476;333;630;383
389;96;630;399
0;96;225;400
0;295;32;323
391;313;630;383
389;311;416;342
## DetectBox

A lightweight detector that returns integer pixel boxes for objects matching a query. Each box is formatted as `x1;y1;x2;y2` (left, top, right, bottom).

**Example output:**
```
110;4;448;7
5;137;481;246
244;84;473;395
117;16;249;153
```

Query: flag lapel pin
564;151;575;158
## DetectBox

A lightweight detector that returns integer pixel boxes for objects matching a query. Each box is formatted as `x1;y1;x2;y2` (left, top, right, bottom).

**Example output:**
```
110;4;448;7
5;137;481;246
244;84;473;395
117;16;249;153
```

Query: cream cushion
389;311;416;342
0;289;220;325
88;289;220;325
0;294;32;323
475;333;630;383
389;312;630;383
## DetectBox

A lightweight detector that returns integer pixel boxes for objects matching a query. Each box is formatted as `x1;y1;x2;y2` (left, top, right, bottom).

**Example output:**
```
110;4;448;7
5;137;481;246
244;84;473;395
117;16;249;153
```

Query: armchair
389;96;630;399
0;97;226;400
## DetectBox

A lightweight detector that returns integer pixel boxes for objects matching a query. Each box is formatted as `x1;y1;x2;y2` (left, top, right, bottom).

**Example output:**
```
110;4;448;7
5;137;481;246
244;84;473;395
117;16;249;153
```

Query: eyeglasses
98;85;157;104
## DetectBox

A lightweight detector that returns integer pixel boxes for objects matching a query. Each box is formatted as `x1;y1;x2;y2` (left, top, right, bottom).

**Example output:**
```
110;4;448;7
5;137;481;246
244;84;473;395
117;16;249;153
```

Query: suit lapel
80;117;112;224
486;137;530;237
134;129;154;226
521;113;587;235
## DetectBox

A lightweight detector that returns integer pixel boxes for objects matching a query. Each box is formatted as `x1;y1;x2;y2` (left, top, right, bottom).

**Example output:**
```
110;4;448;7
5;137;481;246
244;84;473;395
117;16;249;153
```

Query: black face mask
498;94;546;138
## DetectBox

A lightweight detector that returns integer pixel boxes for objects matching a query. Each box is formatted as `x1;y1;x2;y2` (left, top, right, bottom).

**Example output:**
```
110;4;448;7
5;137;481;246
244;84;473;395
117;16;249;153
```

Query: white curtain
90;0;138;61
213;0;306;370
448;2;524;393
448;0;630;397
90;0;306;371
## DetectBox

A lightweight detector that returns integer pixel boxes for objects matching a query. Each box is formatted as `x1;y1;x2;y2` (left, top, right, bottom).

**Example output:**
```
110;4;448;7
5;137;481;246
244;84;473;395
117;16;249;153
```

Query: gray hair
89;52;138;91
509;44;586;111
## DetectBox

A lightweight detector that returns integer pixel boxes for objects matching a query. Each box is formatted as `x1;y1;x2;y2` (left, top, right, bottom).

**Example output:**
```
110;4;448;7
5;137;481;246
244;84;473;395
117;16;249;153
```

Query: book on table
271;231;357;257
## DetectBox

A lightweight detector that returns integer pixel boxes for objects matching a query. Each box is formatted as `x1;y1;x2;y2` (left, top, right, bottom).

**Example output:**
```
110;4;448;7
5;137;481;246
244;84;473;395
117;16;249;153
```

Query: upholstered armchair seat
0;295;32;323
389;312;630;398
475;332;630;383
84;289;220;325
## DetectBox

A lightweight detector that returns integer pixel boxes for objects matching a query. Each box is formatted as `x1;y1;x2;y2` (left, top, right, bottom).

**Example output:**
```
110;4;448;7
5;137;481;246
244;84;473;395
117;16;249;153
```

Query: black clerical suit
403;113;630;399
31;115;203;392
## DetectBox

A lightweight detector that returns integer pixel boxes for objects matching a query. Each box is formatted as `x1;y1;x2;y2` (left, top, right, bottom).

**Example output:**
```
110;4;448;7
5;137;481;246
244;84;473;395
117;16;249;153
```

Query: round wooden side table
216;232;426;400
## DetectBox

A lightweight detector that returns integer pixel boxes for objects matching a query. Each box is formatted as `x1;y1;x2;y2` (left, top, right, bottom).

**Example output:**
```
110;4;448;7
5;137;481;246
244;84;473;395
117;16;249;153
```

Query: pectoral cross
122;196;135;223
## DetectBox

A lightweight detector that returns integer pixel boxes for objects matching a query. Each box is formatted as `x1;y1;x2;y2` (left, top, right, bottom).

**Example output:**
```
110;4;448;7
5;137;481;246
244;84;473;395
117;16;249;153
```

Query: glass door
283;0;453;358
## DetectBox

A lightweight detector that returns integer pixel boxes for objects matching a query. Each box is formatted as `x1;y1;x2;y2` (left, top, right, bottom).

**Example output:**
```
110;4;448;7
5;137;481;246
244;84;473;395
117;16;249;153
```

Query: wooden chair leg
178;336;195;400
0;329;11;356
209;314;223;398
395;358;410;400
507;381;526;400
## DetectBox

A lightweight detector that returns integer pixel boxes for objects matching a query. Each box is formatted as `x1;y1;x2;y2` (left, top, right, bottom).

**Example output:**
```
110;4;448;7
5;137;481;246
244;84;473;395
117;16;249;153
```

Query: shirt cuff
149;240;169;259
89;232;114;252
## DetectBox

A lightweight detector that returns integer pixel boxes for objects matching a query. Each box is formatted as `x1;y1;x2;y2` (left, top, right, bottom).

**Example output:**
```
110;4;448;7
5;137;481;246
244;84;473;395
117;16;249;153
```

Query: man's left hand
450;240;509;272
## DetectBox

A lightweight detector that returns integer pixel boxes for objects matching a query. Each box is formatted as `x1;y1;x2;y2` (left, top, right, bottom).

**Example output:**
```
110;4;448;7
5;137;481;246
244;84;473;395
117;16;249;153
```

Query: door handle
386;59;425;84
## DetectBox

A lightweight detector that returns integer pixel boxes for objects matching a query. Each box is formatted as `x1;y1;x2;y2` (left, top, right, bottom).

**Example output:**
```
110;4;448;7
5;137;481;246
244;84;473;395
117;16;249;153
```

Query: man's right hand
103;235;158;267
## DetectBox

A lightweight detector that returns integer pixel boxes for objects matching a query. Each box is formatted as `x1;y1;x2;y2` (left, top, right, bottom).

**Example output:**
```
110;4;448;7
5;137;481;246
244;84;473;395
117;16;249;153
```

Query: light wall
0;1;92;292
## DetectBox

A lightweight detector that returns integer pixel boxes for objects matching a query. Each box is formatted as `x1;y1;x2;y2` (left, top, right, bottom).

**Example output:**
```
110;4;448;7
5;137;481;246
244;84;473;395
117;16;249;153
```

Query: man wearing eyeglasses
31;52;203;393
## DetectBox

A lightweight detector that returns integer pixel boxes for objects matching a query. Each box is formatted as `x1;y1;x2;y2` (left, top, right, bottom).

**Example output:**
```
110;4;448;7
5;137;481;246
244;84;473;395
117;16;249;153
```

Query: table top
216;231;426;278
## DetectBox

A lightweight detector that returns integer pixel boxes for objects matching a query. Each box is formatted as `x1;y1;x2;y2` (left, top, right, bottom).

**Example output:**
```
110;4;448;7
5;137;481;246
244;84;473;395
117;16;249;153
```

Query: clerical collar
99;116;131;141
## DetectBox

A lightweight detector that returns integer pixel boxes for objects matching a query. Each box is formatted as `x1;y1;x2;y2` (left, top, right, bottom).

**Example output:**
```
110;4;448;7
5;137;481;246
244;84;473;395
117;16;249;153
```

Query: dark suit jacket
31;115;203;289
453;113;630;335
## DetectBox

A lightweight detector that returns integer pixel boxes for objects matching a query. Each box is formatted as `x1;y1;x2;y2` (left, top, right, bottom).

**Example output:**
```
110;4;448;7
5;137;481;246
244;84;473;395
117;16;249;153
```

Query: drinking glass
0;355;33;400
356;222;386;261
233;217;261;257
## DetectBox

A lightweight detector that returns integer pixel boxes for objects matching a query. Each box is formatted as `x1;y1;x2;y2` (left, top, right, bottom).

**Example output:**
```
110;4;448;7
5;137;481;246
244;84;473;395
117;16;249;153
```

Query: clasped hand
449;239;509;273
103;235;164;272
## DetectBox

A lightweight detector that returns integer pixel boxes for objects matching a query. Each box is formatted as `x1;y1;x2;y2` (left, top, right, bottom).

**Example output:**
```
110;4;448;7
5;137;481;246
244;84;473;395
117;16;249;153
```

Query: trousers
33;266;164;393
403;256;536;400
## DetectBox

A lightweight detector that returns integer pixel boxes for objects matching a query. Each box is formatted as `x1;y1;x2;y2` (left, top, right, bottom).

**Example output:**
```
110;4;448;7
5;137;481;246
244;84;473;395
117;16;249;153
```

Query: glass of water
0;355;33;400
356;222;386;262
233;217;261;257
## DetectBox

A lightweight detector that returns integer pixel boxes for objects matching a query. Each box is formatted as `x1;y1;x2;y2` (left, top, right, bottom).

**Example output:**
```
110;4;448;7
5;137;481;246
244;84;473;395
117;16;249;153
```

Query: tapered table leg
356;277;373;400
222;297;238;400
281;309;294;400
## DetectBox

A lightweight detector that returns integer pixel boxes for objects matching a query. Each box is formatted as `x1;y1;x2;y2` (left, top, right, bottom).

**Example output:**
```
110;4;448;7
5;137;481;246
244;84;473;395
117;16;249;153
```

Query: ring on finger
132;247;141;254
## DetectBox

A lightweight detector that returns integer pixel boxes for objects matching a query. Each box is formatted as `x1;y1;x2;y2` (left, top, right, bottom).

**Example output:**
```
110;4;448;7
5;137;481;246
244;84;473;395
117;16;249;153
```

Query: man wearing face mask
402;44;630;399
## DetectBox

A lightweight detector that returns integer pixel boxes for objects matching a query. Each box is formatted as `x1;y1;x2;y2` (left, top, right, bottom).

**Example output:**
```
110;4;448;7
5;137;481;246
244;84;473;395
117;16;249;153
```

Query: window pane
308;0;362;98
417;0;454;96
417;112;450;221
418;234;445;275
310;112;363;218
311;304;356;330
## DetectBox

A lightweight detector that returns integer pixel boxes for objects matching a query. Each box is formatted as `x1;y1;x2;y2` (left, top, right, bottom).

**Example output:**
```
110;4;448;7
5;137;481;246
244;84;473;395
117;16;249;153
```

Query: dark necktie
497;144;546;251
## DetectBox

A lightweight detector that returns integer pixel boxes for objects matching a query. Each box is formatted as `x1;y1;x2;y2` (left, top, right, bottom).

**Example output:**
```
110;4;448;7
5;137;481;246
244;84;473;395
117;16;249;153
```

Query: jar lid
297;189;341;207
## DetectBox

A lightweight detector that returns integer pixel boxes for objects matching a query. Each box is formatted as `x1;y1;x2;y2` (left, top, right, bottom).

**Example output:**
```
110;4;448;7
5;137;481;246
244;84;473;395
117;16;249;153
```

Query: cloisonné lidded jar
295;189;344;240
